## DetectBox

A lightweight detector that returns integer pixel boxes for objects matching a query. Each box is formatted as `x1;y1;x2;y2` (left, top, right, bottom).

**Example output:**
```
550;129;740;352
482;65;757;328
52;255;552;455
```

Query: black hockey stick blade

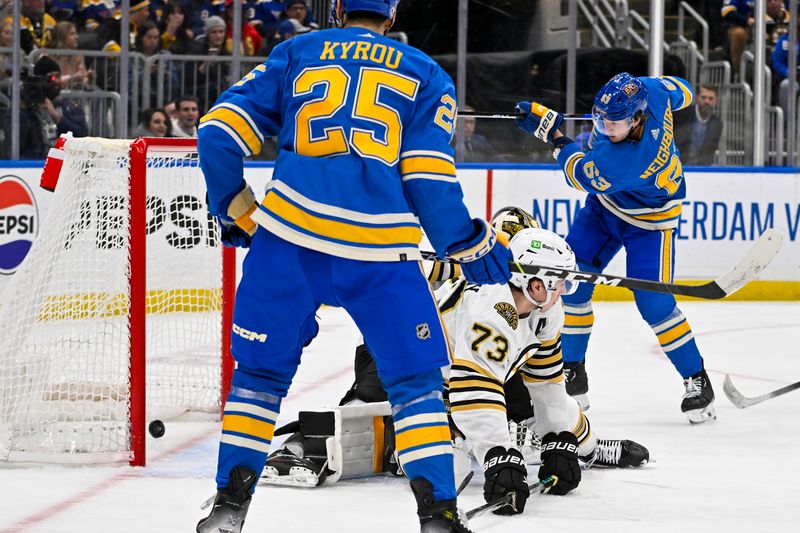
420;228;782;300
457;110;591;121
723;375;800;409
457;471;474;496
465;475;558;520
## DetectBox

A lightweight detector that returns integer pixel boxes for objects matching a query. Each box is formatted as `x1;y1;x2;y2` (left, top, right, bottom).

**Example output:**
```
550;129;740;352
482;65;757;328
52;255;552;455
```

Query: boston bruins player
264;222;649;516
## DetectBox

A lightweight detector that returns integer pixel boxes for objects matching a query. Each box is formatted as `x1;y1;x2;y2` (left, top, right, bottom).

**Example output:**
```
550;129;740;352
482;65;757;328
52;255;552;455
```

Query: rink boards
1;162;798;300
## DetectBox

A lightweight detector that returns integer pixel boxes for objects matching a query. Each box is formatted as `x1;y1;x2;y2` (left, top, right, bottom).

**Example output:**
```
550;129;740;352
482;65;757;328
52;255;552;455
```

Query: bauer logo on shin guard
233;323;268;343
542;441;579;454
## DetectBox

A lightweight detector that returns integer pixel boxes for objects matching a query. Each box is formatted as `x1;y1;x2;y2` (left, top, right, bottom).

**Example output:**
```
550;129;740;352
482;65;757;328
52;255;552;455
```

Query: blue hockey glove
216;183;258;248
446;219;512;285
515;101;564;143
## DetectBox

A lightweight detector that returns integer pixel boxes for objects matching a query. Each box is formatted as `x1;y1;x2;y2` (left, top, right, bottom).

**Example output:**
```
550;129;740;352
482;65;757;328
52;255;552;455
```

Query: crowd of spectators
0;0;321;159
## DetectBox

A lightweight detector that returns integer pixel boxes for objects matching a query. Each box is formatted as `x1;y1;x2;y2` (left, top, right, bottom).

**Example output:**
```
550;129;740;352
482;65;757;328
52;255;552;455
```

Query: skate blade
686;405;717;424
260;466;322;488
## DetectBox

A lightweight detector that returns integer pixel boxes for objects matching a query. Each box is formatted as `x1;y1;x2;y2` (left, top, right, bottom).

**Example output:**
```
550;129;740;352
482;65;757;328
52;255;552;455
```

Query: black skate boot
410;477;475;533
197;466;258;533
563;361;590;410
681;369;716;424
589;439;650;468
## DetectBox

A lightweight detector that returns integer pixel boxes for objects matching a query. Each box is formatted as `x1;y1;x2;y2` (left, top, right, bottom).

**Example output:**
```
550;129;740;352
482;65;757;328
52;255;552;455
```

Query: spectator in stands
53;21;93;89
0;19;12;79
575;123;592;151
675;84;723;165
97;0;151;52
160;0;194;55
135;20;180;104
223;0;262;56
248;0;283;39
81;0;115;33
457;106;499;162
171;95;199;137
131;107;172;137
4;0;56;53
164;99;178;119
773;16;799;115
48;0;82;23
0;55;88;159
722;0;790;79
766;0;791;47
190;15;229;107
282;0;317;31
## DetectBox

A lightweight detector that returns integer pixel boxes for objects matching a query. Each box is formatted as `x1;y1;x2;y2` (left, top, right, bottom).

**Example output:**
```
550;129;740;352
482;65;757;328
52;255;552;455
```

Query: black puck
148;419;165;438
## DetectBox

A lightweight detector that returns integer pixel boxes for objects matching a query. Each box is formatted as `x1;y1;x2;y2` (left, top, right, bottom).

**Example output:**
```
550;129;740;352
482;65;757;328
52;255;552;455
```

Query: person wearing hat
190;14;229;107
283;0;318;30
3;0;57;53
97;0;151;52
0;55;87;159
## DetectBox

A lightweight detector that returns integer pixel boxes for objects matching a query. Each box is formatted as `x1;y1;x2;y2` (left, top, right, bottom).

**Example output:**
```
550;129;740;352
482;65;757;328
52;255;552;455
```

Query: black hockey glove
482;446;530;515
538;431;581;495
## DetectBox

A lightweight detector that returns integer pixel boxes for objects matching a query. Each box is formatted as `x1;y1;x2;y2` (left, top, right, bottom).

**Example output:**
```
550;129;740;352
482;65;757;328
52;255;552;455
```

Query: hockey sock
382;368;455;502
650;308;703;377
562;302;594;361
215;386;282;491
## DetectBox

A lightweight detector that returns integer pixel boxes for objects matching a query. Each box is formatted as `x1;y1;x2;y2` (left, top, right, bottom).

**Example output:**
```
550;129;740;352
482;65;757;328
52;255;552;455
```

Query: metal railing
577;0;630;48
677;1;709;64
765;105;784;166
55;90;121;139
721;83;754;166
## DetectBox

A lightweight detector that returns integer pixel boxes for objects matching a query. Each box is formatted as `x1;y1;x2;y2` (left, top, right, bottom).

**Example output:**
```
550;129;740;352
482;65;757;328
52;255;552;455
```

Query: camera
21;73;61;106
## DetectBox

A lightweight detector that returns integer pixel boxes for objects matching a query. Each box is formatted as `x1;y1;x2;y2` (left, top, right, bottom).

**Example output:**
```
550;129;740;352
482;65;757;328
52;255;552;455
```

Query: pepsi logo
0;175;39;275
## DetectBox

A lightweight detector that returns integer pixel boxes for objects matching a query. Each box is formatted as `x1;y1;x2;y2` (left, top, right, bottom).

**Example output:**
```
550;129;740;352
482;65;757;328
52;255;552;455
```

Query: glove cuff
447;219;498;264
226;184;257;235
552;135;575;159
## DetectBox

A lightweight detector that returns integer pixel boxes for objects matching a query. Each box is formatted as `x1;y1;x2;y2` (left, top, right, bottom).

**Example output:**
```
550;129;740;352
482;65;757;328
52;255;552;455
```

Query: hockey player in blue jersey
195;0;512;531
513;72;716;425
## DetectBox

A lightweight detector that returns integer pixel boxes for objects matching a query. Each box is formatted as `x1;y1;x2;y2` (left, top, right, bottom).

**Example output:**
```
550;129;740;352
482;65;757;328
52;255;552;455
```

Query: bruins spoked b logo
416;323;431;340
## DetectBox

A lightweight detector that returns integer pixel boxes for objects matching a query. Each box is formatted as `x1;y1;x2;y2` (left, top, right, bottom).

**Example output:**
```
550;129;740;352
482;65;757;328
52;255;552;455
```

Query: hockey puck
148;420;165;438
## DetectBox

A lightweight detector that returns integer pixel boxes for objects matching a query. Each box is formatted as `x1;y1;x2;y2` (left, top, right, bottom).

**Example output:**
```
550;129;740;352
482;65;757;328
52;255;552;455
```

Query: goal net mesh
0;137;224;463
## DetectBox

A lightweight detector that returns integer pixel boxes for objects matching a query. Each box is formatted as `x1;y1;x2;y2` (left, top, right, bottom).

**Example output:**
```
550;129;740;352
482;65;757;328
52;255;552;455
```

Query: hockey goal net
0;137;234;466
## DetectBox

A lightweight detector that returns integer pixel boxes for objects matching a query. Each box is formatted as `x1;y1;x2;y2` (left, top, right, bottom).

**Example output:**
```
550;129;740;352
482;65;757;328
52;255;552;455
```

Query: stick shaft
458;110;591;121
465;475;557;520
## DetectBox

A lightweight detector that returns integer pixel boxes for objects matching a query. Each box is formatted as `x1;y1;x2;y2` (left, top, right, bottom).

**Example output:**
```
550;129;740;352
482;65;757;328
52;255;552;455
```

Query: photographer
0;55;87;159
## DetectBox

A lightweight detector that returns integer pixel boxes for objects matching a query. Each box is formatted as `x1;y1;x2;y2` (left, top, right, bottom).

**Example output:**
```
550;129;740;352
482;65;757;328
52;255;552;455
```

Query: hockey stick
723;375;800;409
458;110;591;121
420;228;783;300
465;475;558;520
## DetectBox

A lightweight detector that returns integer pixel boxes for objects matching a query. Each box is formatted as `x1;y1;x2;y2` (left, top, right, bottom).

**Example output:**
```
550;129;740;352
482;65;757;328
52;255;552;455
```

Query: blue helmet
330;0;399;26
592;73;647;136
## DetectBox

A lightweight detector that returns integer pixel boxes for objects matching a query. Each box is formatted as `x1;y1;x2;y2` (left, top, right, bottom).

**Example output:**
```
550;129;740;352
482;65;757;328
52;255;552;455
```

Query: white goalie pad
261;401;394;488
325;401;393;484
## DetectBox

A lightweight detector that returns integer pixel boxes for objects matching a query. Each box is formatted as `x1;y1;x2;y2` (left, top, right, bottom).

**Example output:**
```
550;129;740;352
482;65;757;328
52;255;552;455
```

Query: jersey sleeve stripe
199;120;254;156
400;155;457;177
663;76;693;110
402;173;459;183
563;152;587;192
449;400;507;413
401;150;455;164
525;353;562;367
201;105;264;155
521;372;565;384
721;5;736;16
448;377;505;393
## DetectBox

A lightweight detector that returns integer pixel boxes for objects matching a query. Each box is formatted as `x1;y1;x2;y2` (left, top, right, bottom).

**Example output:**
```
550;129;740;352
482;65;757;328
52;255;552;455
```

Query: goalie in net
263;211;650;516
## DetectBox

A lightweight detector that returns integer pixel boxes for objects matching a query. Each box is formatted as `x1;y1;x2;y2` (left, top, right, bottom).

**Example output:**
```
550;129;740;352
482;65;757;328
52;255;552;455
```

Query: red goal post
0;137;235;466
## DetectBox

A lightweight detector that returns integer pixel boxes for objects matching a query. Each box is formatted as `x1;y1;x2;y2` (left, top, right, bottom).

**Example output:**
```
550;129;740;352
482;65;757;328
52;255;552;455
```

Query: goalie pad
262;401;397;488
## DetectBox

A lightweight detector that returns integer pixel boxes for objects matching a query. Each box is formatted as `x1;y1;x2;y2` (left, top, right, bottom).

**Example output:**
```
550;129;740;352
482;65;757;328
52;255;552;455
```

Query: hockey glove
217;183;258;248
482;446;530;515
446;219;512;285
515;101;564;143
538;431;581;495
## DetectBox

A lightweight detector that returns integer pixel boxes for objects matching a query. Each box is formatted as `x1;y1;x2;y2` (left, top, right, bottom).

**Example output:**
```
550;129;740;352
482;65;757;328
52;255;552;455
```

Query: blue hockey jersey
198;26;475;261
555;76;693;230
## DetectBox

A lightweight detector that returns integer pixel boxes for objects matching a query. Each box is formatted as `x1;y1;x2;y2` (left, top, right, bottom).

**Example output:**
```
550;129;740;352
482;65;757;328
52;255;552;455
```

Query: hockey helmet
330;0;399;26
490;206;540;240
592;72;648;138
509;228;578;307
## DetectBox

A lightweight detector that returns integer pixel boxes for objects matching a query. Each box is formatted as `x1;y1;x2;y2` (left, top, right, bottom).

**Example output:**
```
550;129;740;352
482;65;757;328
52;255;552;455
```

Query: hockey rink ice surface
1;301;799;533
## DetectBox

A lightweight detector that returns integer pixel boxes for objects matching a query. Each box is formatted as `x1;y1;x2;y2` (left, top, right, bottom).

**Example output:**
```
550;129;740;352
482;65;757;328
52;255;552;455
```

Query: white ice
1;302;799;533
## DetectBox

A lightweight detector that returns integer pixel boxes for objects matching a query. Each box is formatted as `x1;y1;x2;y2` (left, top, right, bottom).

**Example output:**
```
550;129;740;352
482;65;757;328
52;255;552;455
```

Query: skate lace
596;439;622;465
683;376;703;399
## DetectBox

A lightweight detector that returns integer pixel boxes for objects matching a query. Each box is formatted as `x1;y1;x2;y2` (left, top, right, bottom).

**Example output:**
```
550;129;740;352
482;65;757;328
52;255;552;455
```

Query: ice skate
681;369;716;424
590;439;650;468
262;442;329;488
197;466;258;533
411;477;475;533
564;361;590;410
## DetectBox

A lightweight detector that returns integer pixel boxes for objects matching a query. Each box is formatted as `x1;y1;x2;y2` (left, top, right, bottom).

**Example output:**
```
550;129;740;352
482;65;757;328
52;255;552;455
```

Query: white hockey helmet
509;228;578;307
490;206;540;240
